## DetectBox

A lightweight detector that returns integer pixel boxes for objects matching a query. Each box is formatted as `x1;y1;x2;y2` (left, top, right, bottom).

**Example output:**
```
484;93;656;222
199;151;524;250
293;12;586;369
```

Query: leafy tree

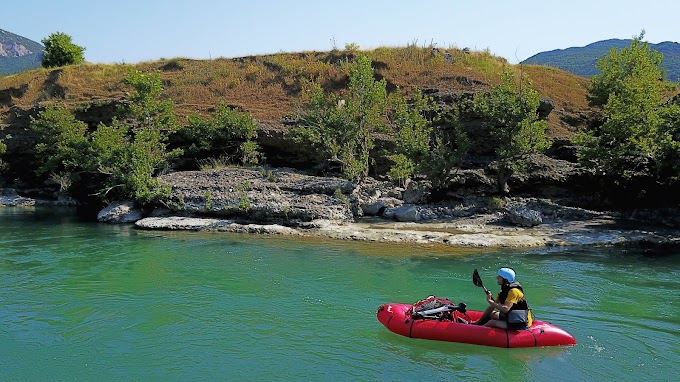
586;32;665;108
388;88;469;189
420;116;470;191
473;71;551;194
291;55;387;182
90;118;173;203
656;100;680;182
123;70;180;134
93;69;182;203
576;33;678;185
29;105;91;178
41;32;85;68
292;56;468;188
182;104;262;165
389;88;432;169
30;70;183;204
387;153;415;187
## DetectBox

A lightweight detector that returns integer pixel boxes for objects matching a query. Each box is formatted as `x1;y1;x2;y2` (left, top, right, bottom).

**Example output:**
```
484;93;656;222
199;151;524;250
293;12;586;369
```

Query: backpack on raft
408;296;469;322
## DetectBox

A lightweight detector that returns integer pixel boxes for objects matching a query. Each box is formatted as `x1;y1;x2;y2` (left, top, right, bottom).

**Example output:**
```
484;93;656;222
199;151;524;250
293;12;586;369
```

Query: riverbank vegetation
1;36;679;210
576;33;680;193
26;69;261;204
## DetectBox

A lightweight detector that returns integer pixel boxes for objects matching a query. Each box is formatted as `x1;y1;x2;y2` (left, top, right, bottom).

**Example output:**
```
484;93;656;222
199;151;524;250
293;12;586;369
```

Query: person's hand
486;293;494;305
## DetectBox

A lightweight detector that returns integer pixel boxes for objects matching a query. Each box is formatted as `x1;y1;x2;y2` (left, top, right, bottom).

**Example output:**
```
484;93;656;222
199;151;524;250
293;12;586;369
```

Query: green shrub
29;69;182;204
290;55;386;182
204;191;213;210
91;69;183;203
473;71;550;194
0;139;7;173
389;88;469;190
259;168;277;182
333;188;350;207
181;104;261;166
488;196;505;210
577;33;679;185
41;32;85;68
236;181;252;211
387;154;415;187
29;105;90;180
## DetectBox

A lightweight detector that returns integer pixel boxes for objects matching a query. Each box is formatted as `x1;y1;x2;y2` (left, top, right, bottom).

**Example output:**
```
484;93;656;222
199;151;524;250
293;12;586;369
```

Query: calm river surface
1;207;678;381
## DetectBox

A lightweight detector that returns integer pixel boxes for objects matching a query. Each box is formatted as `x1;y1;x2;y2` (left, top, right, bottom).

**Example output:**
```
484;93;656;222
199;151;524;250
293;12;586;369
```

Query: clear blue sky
5;0;678;64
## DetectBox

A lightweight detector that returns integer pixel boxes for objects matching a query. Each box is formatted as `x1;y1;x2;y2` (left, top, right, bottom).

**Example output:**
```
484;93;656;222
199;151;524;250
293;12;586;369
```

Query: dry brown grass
521;65;594;139
0;46;593;137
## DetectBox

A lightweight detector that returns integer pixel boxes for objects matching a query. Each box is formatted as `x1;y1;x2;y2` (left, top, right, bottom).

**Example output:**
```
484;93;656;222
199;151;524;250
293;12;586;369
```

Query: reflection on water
0;207;678;380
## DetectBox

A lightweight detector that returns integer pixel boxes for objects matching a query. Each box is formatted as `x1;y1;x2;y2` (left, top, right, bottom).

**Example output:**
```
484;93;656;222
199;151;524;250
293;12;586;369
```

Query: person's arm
490;288;522;314
488;299;514;314
486;292;512;313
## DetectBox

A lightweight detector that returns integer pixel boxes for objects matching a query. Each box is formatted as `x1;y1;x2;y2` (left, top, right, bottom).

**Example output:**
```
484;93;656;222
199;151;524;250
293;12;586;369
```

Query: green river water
0;207;678;381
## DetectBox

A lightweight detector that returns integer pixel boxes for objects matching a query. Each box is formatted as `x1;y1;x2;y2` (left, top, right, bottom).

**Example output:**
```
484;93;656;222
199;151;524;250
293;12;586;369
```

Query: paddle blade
473;269;491;295
472;269;484;288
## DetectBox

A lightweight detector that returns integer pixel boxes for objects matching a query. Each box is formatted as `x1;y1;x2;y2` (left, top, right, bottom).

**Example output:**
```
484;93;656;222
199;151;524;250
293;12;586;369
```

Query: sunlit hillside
0;45;593;140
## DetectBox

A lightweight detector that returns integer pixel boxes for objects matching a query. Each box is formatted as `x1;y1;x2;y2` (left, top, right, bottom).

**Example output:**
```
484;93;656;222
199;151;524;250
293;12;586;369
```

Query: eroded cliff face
0;41;33;57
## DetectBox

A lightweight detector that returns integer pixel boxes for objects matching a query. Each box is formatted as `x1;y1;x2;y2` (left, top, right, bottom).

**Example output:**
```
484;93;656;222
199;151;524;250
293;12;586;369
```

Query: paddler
473;267;533;329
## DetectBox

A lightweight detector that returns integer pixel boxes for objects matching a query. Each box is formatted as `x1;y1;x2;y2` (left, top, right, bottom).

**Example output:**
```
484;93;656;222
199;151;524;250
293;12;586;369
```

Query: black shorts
507;321;528;330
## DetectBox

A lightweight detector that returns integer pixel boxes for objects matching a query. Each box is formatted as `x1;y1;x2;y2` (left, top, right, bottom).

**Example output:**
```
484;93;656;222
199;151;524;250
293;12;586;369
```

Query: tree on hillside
473;71;551;194
30;105;91;178
29;70;183;204
586;31;665;108
291;55;470;188
656;99;680;183
182;104;262;166
93;69;183;203
575;32;679;187
290;55;387;182
388;88;469;190
41;32;85;68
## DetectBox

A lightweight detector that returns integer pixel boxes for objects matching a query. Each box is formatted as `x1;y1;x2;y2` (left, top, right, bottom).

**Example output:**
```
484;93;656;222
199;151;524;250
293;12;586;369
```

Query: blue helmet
498;267;516;282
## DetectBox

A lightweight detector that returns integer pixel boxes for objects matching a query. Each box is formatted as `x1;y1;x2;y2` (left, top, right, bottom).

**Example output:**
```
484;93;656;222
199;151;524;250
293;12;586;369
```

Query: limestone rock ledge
104;166;680;248
135;215;680;248
136;216;300;236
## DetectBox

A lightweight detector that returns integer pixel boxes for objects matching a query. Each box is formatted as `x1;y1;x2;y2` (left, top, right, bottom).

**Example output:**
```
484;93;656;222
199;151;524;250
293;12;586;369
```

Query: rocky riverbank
5;167;680;248
104;167;680;248
132;213;680;247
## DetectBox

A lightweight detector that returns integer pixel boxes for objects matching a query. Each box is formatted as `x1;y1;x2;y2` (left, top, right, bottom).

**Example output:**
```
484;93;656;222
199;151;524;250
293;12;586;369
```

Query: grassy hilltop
7;43;680;212
0;44;591;141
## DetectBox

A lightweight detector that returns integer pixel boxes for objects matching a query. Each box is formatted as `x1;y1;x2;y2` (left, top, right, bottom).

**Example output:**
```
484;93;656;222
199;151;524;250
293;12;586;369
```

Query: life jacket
498;281;530;328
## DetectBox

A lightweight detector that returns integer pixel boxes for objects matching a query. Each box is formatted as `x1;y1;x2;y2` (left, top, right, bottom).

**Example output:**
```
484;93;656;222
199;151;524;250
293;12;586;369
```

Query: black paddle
472;269;491;296
472;269;494;325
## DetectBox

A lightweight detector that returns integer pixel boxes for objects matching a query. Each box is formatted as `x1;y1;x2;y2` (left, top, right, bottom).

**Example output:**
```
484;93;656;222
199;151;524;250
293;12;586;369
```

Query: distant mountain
0;29;43;76
522;39;680;82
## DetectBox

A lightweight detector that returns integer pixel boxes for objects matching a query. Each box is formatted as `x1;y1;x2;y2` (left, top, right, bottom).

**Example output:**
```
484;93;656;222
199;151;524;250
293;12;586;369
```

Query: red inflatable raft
377;297;576;348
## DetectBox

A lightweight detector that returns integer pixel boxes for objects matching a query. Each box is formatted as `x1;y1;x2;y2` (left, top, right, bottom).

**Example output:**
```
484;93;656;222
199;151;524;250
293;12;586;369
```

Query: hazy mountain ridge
522;39;680;81
0;29;43;76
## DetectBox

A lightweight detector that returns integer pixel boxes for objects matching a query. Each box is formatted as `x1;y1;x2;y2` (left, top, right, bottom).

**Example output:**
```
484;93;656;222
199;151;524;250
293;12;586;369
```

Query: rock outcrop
505;206;543;227
0;187;78;207
0;188;33;206
97;201;143;223
158;167;355;225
